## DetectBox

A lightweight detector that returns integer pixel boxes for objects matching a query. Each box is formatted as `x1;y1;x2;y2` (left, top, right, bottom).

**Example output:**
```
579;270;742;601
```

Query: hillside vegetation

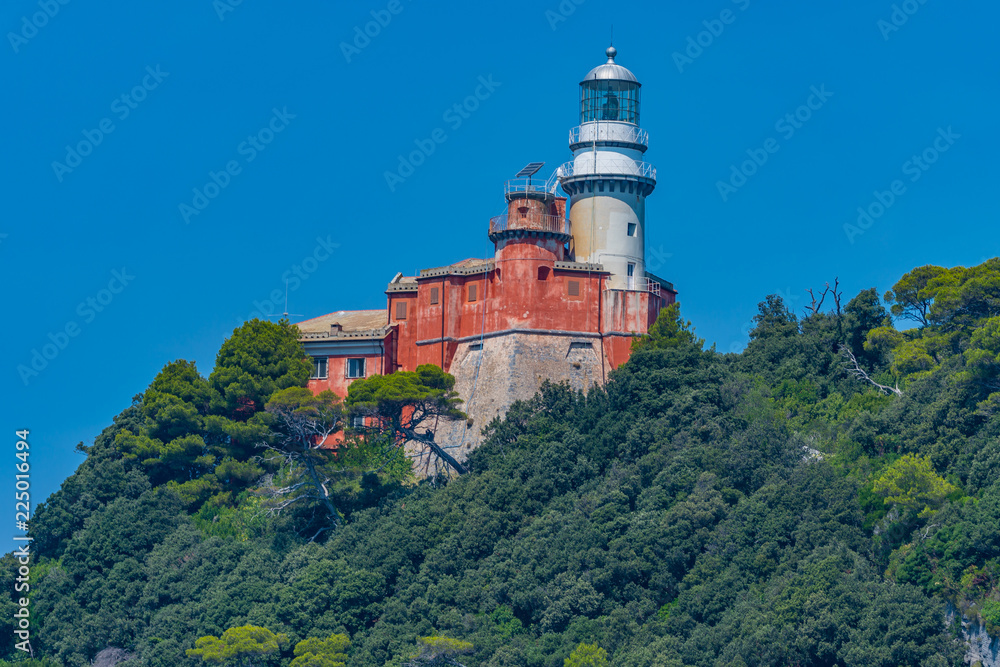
5;260;1000;666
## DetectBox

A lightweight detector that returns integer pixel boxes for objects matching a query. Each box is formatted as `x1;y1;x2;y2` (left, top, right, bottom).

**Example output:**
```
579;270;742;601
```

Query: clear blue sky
3;0;998;546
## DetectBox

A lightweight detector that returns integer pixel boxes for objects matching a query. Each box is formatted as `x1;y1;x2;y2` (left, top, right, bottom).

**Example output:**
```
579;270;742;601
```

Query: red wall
306;342;391;401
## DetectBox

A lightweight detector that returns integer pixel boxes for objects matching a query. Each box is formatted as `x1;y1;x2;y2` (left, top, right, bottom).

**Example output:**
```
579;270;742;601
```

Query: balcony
605;276;663;296
569;124;649;150
504;171;560;200
557;159;656;180
489;213;570;237
557;159;657;197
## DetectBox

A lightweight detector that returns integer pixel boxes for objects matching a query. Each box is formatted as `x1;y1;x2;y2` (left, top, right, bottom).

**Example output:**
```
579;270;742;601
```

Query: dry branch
841;345;902;397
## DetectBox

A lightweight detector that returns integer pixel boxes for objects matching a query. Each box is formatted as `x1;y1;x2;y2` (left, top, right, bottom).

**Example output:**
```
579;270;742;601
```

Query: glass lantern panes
580;80;640;125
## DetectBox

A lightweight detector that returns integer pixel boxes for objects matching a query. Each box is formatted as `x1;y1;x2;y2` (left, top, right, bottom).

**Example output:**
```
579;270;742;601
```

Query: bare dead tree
841;345;902;397
919;523;940;540
805;283;830;316
365;397;468;476
257;388;345;537
804;278;844;319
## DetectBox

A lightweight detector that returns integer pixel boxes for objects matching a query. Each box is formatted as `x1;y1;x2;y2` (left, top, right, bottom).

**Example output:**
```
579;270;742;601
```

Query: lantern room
579;46;641;125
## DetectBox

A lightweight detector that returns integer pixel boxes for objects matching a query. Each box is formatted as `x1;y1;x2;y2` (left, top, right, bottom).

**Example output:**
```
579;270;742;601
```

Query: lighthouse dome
581;46;640;85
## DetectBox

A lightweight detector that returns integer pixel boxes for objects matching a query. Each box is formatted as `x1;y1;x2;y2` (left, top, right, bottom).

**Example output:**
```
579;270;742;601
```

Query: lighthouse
297;46;675;465
558;46;656;292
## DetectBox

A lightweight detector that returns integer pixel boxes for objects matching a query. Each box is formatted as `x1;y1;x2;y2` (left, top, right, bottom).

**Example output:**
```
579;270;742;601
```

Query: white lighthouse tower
558;47;656;291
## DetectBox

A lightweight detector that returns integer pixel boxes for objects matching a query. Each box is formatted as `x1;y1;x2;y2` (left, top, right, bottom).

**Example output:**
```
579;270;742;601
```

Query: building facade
298;48;676;458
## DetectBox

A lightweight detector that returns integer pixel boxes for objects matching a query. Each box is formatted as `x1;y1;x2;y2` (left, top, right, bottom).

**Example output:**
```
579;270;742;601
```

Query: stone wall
422;331;611;470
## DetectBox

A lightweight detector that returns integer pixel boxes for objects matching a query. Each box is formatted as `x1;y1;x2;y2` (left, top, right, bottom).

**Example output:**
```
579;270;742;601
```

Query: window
346;358;366;378
567;280;580;297
310;357;327;379
430;287;439;305
396;301;407;320
627;223;637;237
468;284;477;302
627;263;635;290
537;266;550;281
580;79;640;124
351;415;365;429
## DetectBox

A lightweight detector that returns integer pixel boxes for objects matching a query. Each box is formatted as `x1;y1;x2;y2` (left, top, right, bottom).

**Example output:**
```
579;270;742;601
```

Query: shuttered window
309;357;327;379
346;358;366;378
396;301;407;320
430;287;439;305
568;280;580;296
468;284;477;302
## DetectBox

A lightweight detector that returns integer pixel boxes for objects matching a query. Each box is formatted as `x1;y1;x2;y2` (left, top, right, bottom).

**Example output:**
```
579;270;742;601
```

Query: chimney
330;323;342;335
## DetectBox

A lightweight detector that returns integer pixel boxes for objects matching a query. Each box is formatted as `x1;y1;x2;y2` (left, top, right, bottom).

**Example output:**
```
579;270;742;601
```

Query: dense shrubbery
10;260;1000;666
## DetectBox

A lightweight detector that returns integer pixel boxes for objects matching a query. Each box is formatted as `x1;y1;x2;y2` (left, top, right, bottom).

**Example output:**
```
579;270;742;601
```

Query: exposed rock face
92;647;134;666
946;604;999;667
964;618;1000;667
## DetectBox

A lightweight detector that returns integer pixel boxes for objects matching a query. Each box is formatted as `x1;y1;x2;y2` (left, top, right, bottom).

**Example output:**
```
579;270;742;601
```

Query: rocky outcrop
947;604;999;667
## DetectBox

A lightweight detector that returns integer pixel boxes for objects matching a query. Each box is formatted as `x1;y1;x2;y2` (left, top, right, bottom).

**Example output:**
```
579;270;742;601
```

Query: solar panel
515;162;545;178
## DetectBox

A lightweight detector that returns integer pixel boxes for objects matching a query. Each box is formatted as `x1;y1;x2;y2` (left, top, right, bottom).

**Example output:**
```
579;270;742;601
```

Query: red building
299;47;676;457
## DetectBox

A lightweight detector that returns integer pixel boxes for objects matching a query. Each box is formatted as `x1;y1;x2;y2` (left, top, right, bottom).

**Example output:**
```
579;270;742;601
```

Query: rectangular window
627;223;637;237
396;301;407;320
627;263;636;290
351;415;365;428
567;280;580;297
468;284;477;302
430;287;439;305
346;358;366;378
310;357;328;379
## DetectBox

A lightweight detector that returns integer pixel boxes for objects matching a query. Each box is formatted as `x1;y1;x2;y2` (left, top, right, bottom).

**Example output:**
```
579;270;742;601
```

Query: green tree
209;319;312;420
883;265;948;326
844;287;889;365
749;294;799;341
346;364;468;475
872;454;960;518
961;315;1000;387
186;625;287;666
404;636;474;666
633;303;704;351
290;633;350;667
564;643;609;667
926;259;1000;327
